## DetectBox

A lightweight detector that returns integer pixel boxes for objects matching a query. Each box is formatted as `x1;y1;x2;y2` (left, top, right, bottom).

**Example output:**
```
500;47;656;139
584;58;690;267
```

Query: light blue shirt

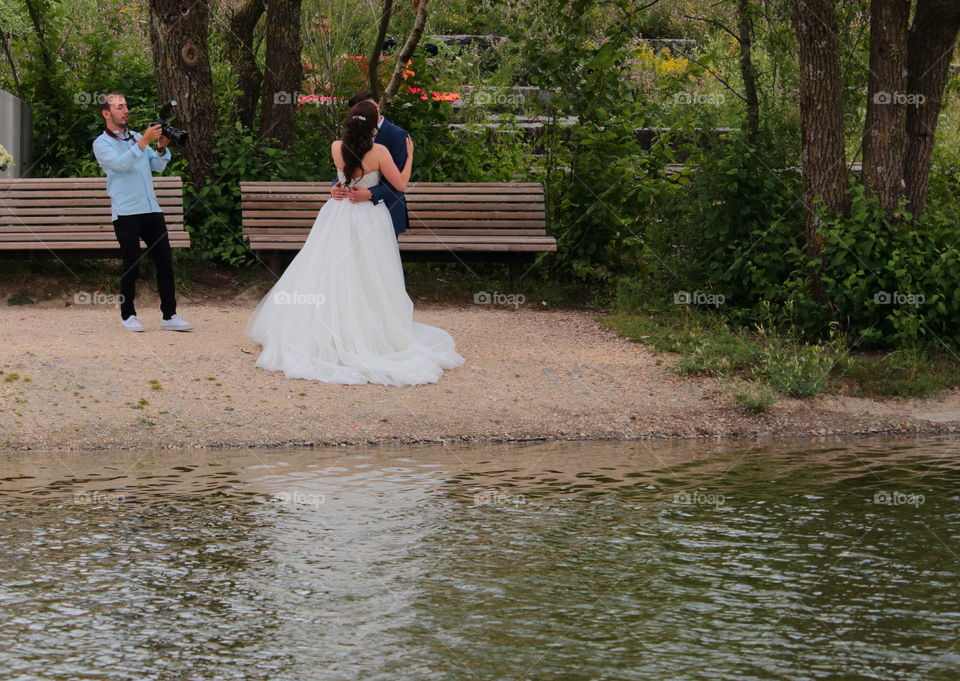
92;129;172;220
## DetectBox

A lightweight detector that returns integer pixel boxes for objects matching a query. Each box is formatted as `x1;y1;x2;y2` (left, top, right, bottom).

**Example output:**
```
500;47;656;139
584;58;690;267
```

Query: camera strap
105;127;135;142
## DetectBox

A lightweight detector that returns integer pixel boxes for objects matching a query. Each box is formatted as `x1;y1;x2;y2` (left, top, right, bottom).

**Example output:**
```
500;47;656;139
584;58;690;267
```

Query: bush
732;384;779;412
756;343;838;398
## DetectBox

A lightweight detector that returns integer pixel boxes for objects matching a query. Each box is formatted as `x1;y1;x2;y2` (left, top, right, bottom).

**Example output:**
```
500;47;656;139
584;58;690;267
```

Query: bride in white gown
245;101;464;385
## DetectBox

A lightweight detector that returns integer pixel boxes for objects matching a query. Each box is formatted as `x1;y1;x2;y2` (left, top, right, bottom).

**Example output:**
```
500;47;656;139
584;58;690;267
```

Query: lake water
0;437;958;680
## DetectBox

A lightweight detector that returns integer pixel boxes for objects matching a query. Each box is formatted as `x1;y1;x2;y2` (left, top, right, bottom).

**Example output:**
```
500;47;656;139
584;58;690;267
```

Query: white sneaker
122;315;145;332
161;314;194;332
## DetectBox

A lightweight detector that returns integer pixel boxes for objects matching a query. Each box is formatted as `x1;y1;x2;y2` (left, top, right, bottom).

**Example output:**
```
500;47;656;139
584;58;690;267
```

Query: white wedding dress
246;170;464;385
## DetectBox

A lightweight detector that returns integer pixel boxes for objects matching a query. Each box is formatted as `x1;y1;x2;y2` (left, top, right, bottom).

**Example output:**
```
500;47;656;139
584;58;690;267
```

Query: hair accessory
352;115;367;121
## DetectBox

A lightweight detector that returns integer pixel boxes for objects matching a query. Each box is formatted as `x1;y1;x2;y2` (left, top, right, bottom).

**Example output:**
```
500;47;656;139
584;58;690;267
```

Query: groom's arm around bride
331;91;410;236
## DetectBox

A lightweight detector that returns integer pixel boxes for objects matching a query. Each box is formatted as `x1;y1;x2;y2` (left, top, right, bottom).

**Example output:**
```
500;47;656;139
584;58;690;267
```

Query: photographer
92;93;193;332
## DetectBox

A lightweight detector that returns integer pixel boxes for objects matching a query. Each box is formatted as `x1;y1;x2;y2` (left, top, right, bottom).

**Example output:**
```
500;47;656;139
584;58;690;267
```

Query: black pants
113;212;177;320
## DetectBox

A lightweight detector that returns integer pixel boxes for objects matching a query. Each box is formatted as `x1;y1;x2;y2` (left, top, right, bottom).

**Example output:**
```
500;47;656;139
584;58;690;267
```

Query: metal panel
0;90;32;178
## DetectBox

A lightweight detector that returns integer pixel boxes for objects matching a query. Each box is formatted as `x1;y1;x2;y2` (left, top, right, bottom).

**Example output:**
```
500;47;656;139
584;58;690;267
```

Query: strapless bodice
337;169;381;189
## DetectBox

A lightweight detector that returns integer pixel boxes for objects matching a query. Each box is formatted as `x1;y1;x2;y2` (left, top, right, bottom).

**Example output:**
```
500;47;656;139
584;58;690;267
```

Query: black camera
152;100;188;147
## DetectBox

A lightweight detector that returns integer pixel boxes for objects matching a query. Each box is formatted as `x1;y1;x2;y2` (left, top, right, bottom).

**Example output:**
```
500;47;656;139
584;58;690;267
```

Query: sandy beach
1;299;958;451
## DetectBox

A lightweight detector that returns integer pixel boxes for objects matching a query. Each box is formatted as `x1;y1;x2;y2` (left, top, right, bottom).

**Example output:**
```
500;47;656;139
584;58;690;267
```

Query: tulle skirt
245;198;464;385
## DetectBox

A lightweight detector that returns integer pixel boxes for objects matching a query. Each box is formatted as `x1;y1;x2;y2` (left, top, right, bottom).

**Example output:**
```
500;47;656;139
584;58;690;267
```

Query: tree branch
382;0;432;104
368;0;394;100
683;14;742;43
684;55;749;104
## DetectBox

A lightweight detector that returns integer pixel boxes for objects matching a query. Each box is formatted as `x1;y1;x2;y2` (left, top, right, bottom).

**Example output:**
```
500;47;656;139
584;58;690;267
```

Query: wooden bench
239;181;556;276
0;176;189;254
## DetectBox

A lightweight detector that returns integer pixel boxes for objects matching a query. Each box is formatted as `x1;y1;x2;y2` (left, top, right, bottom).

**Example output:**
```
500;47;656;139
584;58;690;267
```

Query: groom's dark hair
348;91;377;108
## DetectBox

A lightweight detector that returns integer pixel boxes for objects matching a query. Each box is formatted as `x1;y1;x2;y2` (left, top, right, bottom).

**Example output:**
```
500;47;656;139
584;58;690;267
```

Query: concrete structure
0;90;32;178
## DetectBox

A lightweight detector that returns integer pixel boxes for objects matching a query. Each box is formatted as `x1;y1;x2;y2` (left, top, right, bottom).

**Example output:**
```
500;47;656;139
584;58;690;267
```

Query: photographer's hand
157;136;170;155
139;124;163;151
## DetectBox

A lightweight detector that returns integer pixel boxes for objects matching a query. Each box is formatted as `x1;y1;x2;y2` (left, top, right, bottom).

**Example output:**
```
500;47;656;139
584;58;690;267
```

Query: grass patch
755;343;838;398
835;349;960;398
605;308;959;400
7;292;34;306
605;311;762;376
731;384;779;413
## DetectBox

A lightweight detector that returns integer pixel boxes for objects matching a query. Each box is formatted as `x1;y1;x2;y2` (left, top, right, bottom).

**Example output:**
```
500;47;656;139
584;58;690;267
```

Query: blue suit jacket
333;115;410;236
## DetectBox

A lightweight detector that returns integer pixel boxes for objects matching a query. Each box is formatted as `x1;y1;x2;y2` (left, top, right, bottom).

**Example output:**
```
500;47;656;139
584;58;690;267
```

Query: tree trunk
904;0;960;216
0;28;20;91
22;0;56;91
226;0;265;131
148;0;219;187
368;0;395;101
791;0;848;302
863;0;911;217
260;0;303;148
736;0;761;144
382;0;432;103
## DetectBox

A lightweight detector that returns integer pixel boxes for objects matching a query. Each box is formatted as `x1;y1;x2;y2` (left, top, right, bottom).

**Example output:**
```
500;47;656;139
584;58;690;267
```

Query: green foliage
732;384;778;413
835;348;960;399
772;184;960;346
755;343;839;398
3;0;156;177
386;52;534;183
508;0;655;281
184;121;337;265
605;307;763;377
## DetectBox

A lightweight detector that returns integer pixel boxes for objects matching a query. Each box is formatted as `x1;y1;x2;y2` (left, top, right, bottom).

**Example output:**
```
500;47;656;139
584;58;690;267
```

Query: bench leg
264;251;284;276
508;261;524;288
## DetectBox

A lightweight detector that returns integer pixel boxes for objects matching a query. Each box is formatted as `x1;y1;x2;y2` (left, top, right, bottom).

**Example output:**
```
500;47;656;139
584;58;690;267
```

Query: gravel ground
1;299;958;451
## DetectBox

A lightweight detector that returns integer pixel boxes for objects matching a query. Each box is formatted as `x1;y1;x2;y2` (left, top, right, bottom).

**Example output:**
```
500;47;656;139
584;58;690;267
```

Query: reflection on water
0;437;958;680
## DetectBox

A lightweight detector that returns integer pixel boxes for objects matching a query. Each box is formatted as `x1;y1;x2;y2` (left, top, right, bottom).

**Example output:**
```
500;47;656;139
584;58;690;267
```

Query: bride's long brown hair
340;100;379;184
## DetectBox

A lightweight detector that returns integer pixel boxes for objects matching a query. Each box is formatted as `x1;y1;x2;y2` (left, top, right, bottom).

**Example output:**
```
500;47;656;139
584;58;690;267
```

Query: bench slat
0;214;184;225
247;241;556;253
0;240;191;250
0;177;189;250
0;224;186;233
241;211;545;225
239;180;554;257
245;228;547;237
0;191;184;202
0;177;182;186
239;182;542;189
0;232;189;242
1;207;184;218
247;234;556;244
241;192;545;203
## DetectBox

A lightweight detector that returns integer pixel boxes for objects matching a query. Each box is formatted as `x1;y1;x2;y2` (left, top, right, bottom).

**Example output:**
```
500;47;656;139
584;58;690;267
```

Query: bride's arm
374;139;414;192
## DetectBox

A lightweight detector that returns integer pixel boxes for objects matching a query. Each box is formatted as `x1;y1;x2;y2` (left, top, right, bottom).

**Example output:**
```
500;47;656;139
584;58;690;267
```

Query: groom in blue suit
330;91;410;236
